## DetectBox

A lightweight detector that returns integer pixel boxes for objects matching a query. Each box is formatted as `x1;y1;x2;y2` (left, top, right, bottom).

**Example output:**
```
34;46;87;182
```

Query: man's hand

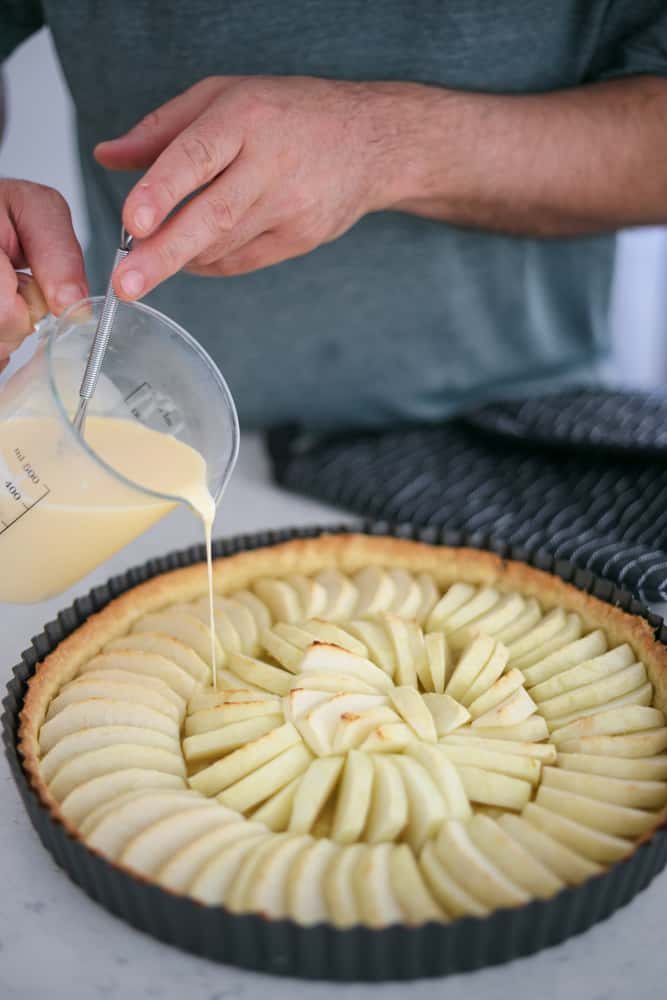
96;76;397;299
0;180;87;372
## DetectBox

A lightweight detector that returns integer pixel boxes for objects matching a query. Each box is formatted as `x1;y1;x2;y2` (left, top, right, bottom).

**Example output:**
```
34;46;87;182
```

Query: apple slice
331;750;374;843
297;620;368;657
227;652;292;695
298;643;393;693
188;686;268;713
524;801;632;863
47;676;181;725
498;813;601;884
288;756;344;833
510;614;586;673
459;643;510;707
389;687;437;742
346;620;396;676
450;716;549;743
529;645;636;702
467;668;525;719
542;765;667;810
435;820;528;908
361;722;414;753
332;706;400;753
84;789;204;853
445;588;501;634
547;682;653;732
445;635;496;703
106;633;209;684
384;616;418;688
452;593;526;648
316;569;359;621
419;840;488;918
353;566;396;616
312;797;336;838
48;744;185;801
363;754;408;843
81;651;195;701
416;573;440;624
355;844;404;928
468;814;563;898
157;820;266;894
505;607;565;658
422;693;469;736
297;692;386;756
132;610;223;668
226;834;287;913
471;687;537;729
212;597;260;655
259;630;304;673
550;705;665;746
189;722;301;796
424;633;449;694
495;597;542;645
404;744;471;820
118;805;229;876
556;752;667;782
323;843;365;928
288;671;377;695
287;838;339;925
233;590;273;632
38;700;179;754
538;663;647;721
218;742;312;813
285;574;328;620
185;698;282;735
427;583;476;631
244;833;312;917
251;776;301;831
283;688;331;723
438;744;541;785
389;844;444;924
536;785;661;837
183;715;282;763
442;732;556;762
454;764;531;810
392;755;446;850
189;831;271;903
521;629;608;686
186;600;242;655
60;769;185;825
557;728;667;758
388;568;422;619
253;578;302;623
40;725;178;784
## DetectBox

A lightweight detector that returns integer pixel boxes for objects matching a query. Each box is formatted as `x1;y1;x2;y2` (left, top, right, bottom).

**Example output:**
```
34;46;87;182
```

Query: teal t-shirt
2;2;667;430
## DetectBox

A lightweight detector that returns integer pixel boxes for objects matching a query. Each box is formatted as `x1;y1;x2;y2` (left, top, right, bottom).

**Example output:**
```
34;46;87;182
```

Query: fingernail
134;205;155;232
120;269;144;297
55;283;86;308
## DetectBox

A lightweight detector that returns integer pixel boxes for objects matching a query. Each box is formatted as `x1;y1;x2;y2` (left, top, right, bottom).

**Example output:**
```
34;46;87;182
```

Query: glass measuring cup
0;297;239;603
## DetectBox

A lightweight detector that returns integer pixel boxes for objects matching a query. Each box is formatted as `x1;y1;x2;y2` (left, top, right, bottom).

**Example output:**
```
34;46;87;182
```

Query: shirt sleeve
589;2;667;81
0;1;44;63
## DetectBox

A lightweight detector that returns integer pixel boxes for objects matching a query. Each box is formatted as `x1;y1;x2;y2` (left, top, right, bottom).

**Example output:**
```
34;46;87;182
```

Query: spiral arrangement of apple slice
36;564;667;928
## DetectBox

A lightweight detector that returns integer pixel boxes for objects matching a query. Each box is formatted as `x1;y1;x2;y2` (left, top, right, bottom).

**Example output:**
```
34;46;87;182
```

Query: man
0;2;666;430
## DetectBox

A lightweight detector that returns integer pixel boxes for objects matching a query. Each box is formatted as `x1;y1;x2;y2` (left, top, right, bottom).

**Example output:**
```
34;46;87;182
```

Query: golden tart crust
18;535;667;925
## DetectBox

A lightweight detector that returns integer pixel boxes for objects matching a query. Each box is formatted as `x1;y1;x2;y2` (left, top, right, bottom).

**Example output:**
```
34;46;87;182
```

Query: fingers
113;156;265;299
17;272;48;327
7;182;87;315
94;77;226;171
187;229;310;277
0;254;31;368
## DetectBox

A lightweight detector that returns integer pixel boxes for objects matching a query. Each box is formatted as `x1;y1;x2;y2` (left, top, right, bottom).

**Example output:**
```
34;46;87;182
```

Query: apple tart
19;535;667;929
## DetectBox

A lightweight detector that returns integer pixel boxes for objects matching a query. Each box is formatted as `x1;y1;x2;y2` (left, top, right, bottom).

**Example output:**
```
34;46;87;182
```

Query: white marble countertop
1;434;666;1000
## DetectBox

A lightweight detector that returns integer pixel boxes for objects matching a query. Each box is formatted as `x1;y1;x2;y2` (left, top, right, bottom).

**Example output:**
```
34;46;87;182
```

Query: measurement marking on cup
0;484;50;535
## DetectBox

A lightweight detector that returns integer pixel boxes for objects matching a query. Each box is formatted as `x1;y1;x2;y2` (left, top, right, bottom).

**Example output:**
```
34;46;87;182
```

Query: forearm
372;76;667;237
